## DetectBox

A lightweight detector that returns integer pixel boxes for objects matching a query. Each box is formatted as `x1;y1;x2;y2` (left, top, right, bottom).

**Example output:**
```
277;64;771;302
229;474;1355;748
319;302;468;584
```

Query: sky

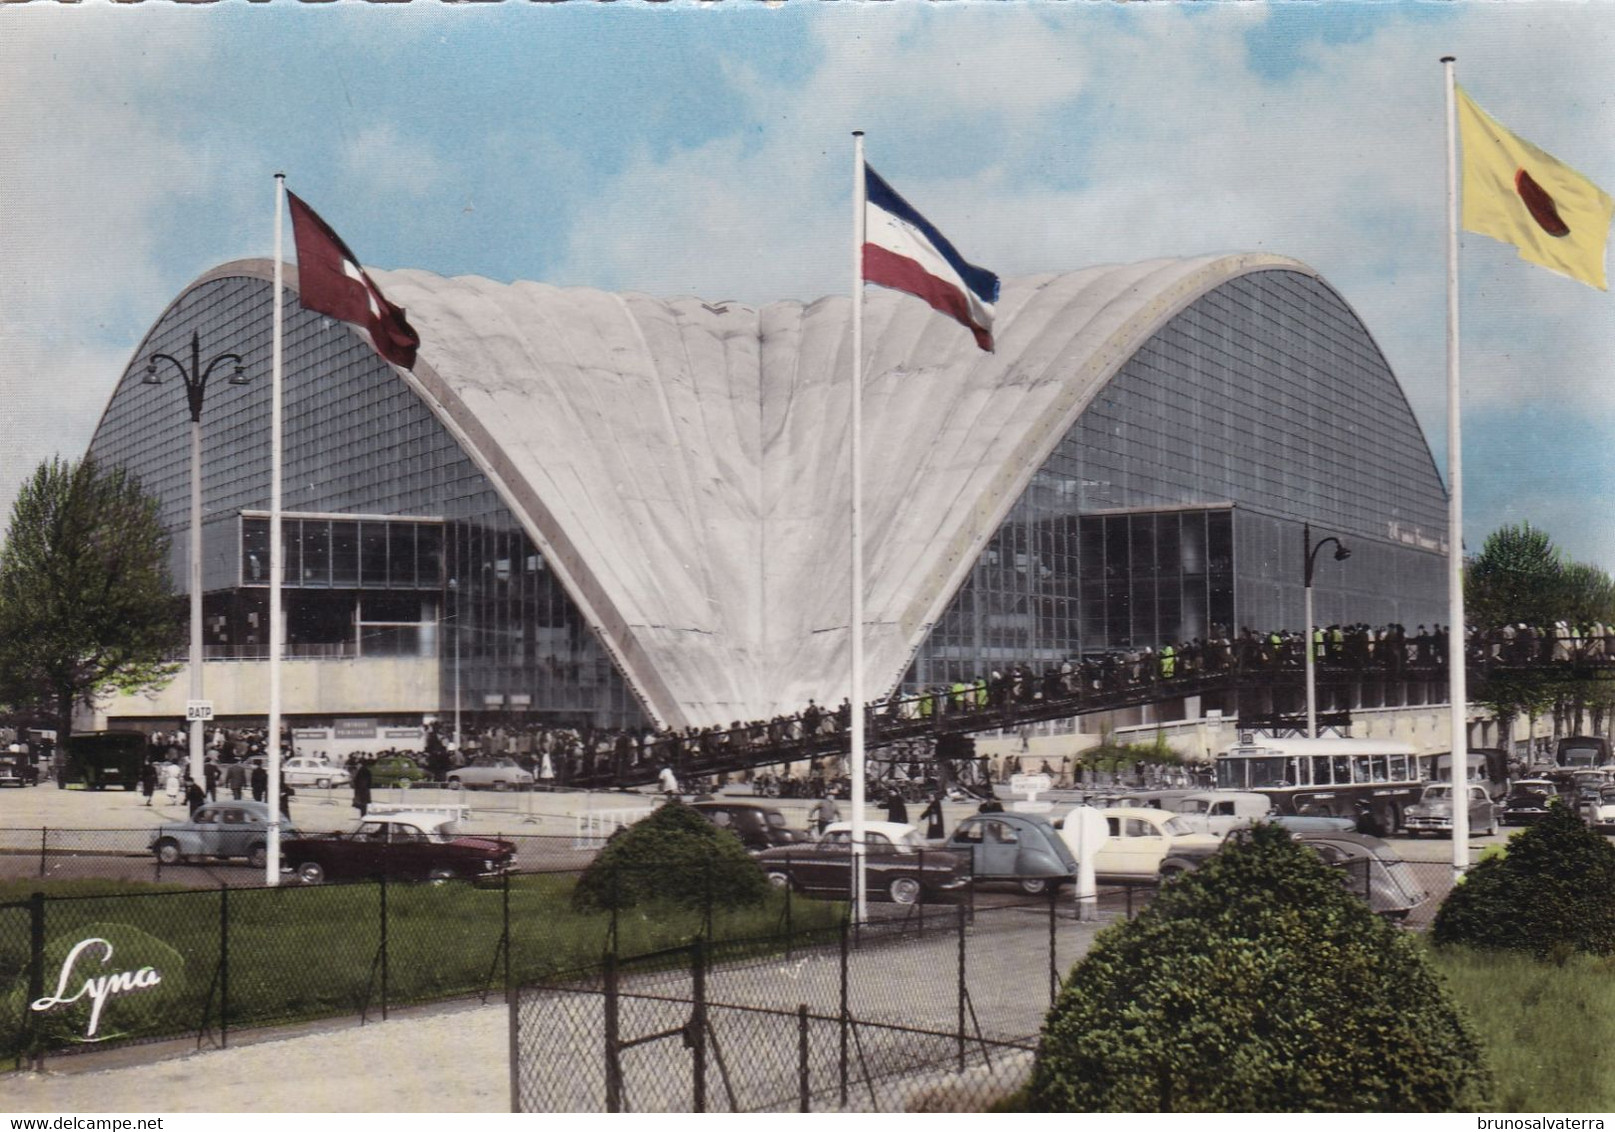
3;2;1615;571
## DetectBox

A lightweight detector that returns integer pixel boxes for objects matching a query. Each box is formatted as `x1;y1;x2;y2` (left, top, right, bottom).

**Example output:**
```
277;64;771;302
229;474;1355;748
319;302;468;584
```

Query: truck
60;730;148;790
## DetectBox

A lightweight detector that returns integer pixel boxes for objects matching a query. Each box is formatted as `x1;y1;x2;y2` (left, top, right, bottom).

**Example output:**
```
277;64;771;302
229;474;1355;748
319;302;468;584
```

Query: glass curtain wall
905;268;1447;692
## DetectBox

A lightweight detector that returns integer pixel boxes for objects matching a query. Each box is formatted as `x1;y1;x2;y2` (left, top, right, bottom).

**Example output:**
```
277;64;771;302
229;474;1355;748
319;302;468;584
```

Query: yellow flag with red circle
1457;85;1614;290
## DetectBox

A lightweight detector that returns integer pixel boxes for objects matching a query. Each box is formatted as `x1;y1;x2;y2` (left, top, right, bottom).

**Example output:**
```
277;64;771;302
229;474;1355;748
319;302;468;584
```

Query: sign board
292;725;426;760
1009;773;1052;795
1061;805;1110;923
333;718;378;740
1010;799;1053;814
185;701;214;722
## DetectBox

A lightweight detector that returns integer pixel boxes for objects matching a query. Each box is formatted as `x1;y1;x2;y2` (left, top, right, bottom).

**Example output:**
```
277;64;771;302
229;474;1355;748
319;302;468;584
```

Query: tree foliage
1432;802;1615;960
571;800;768;912
1465;522;1569;631
1028;824;1492;1112
0;457;182;740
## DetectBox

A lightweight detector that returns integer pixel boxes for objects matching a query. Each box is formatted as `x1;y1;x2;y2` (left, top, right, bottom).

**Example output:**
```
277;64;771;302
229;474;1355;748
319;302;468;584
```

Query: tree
1432;801;1615;959
0;457;182;744
1028;824;1492;1112
1465;522;1566;631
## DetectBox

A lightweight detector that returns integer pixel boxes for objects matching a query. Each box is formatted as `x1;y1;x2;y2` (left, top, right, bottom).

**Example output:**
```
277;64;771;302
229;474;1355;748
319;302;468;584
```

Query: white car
1162;791;1274;837
1585;785;1615;833
445;756;535;791
280;756;351;790
1058;806;1224;882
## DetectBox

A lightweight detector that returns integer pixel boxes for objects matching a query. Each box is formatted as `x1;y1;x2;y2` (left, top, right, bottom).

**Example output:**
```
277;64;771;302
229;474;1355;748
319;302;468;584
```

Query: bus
61;730;148;791
1214;736;1427;836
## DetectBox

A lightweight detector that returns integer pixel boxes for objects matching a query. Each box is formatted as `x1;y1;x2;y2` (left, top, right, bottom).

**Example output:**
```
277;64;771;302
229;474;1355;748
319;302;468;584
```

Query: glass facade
907;269;1448;688
88;274;649;728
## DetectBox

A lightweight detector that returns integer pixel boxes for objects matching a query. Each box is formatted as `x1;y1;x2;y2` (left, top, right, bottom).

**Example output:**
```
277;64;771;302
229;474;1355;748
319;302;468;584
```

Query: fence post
604;951;621;1113
379;873;389;1022
220;884;230;1049
956;899;967;1073
691;938;707;1113
502;866;512;1003
838;918;849;1108
1048;879;1058;1007
27;891;45;1069
38;828;47;879
798;1003;810;1113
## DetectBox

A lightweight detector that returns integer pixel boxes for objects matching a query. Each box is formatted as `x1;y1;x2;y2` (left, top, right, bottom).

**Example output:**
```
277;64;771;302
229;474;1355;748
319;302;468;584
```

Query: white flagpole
266;172;286;887
850;131;868;924
1443;57;1471;869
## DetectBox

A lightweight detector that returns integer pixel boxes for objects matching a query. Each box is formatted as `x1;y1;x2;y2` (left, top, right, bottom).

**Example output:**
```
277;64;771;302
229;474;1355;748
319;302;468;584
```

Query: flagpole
266;172;286;887
850;131;868;925
1442;56;1471;870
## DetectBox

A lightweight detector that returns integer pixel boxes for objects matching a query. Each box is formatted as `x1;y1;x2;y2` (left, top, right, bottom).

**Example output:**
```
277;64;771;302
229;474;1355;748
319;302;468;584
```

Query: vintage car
1500;779;1558;826
754;821;969;905
689;800;806;853
1158;791;1273;836
369;754;429;788
445;756;534;791
151;801;303;869
0;752;39;787
1056;806;1224;883
942;812;1077;894
1583;784;1615;833
280;756;351;790
281;811;516;884
1292;831;1429;919
1402;783;1498;837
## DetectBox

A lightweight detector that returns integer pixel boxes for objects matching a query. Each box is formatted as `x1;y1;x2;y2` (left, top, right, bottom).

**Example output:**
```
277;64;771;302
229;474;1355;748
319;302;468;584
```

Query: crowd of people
119;619;1614;806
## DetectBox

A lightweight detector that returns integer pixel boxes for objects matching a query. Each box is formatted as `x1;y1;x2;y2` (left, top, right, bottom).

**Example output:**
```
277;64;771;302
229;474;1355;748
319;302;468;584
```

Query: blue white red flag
863;164;999;351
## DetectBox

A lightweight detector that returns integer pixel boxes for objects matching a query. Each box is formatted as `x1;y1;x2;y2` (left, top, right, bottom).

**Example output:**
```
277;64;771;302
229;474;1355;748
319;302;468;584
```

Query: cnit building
87;253;1449;737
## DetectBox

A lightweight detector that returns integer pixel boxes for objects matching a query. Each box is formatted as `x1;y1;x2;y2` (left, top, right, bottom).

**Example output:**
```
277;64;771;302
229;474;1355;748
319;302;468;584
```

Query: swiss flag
287;190;421;369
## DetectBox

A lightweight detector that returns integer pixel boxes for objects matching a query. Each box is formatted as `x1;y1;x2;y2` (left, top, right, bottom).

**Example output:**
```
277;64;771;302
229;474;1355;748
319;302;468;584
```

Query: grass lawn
1430;943;1615;1112
0;873;842;1060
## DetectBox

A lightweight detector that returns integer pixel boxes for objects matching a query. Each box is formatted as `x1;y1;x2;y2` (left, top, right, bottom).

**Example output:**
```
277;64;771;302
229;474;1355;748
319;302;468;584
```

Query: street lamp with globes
143;331;248;787
1303;522;1351;739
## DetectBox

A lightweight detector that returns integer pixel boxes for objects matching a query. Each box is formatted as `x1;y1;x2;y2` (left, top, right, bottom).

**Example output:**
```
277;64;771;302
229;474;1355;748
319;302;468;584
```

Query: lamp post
448;578;462;754
1303;522;1351;739
144;331;247;788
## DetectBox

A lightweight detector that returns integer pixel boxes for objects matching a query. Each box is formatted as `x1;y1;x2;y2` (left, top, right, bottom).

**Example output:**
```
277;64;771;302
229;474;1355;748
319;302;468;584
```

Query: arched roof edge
124;259;676;730
881;252;1333;695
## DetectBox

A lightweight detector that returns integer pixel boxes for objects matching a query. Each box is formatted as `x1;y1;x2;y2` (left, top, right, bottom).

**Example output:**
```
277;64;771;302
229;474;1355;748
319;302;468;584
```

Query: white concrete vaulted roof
211;253;1318;729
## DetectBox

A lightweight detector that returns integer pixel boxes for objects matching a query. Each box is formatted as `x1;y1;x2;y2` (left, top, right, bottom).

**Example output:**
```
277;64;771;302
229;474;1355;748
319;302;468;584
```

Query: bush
1432;801;1615;959
1028;824;1492;1112
571;799;769;912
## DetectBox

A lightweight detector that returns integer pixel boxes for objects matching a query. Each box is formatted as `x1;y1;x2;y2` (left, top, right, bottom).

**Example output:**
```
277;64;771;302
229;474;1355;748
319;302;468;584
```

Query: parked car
282;812;516;884
1500;779;1558;826
445;756;534;791
1159;791;1273;837
1585;785;1615;833
1402;783;1498;837
1056;807;1224;883
369;754;428;788
1291;831;1429;919
689;800;806;853
943;812;1077;894
151;801;302;869
754;821;969;905
0;753;39;787
280;756;351;790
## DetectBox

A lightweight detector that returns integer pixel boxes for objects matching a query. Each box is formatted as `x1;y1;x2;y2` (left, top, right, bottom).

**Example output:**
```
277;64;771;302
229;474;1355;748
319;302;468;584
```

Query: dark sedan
689;801;806;853
1500;780;1558;826
282;812;515;884
755;821;969;905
